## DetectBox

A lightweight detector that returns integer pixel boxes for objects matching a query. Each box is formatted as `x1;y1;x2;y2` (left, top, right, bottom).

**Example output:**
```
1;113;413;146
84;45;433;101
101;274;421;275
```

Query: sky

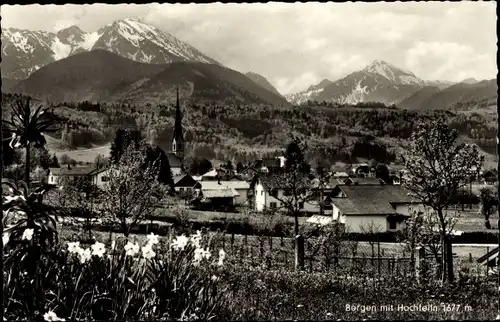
1;2;497;95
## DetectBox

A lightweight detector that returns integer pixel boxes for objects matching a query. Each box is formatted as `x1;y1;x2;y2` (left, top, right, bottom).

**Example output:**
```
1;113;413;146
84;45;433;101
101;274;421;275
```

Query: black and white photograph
1;2;499;321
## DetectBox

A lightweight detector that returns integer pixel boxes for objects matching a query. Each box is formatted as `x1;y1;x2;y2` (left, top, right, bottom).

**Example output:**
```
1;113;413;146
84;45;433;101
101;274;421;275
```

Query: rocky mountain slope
245;72;282;96
11;50;289;106
286;60;426;105
1;18;221;80
398;79;497;111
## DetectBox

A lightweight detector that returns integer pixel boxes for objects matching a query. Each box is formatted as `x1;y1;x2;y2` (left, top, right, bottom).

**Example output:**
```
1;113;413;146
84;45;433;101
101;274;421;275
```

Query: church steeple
172;86;184;159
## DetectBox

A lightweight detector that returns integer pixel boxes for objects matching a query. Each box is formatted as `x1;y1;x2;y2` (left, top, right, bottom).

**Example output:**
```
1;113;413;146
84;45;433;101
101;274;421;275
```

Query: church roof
166;153;183;168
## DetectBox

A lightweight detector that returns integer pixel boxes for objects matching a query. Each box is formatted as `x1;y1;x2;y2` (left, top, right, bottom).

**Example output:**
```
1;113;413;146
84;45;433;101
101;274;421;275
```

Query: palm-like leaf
2;179;59;267
2;98;58;149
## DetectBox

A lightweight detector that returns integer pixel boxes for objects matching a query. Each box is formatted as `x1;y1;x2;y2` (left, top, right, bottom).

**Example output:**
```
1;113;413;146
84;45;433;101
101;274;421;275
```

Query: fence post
377;243;381;277
415;247;426;283
282;249;288;269
295;235;305;270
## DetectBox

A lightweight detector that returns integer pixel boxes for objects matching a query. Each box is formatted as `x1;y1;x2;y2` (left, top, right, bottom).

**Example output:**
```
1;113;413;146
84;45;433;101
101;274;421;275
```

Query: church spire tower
172;86;184;160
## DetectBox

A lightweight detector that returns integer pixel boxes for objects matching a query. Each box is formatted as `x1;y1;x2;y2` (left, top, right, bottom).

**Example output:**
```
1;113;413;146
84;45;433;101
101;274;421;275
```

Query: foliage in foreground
220;266;497;321
3;230;229;321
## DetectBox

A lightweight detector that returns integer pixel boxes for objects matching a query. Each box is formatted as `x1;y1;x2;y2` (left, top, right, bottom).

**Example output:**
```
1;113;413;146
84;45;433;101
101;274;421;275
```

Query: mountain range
2;18;495;110
9;50;288;106
1;18;220;80
284;60;496;109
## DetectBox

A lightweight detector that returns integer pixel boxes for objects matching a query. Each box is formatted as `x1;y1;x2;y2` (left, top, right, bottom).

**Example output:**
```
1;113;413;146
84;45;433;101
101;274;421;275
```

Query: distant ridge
11;50;289;106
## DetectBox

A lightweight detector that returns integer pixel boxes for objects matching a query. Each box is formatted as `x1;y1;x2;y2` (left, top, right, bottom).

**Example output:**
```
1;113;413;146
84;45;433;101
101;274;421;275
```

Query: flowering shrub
4;231;229;321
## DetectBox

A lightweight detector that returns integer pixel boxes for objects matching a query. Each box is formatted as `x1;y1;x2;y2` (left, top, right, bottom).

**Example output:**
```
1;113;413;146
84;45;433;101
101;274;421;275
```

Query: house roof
201;169;218;177
88;167;110;176
173;174;197;186
49;166;96;176
202;188;239;198
332;185;419;215
199;180;250;190
477;247;498;264
166;153;182;168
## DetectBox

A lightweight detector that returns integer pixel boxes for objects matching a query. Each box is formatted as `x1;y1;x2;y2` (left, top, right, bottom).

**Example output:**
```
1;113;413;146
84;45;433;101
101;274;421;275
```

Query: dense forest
1;93;497;168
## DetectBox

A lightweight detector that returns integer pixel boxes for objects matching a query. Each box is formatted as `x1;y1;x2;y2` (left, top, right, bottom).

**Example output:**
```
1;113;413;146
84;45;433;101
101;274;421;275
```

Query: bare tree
397;207;458;278
99;145;168;238
45;176;97;241
402;118;482;283
266;137;330;236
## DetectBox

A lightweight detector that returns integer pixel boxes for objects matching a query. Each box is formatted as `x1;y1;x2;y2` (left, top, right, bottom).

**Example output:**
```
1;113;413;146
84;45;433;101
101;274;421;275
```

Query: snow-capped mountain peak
2;18;221;80
285;60;427;105
362;60;422;85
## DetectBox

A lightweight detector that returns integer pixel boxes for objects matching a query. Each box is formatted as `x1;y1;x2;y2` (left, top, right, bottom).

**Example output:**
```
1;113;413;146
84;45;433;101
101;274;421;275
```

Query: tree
375;163;391;184
45;176;97;241
189;157;212;176
266;137;325;237
109;128;142;164
479;187;498;229
144;144;174;188
49;154;60;168
99;145;167;237
402;119;482;284
59;154;72;165
236;162;244;173
2;98;57;185
94;154;108;169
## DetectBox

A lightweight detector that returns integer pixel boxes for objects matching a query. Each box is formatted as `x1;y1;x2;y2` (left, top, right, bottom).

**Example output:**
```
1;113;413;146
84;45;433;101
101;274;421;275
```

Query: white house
194;179;250;206
331;185;424;233
48;166;96;186
89;168;124;189
173;174;197;193
250;174;334;214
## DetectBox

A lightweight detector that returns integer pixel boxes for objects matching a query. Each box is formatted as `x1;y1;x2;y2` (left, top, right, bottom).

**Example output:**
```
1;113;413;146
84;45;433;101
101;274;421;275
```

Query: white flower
67;242;82;254
22;228;34;241
141;244;156;259
91;241;106;258
218;248;226;266
211;275;218;282
146;232;159;245
2;233;10;247
79;248;92;264
172;235;189;251
43;310;65;321
124;241;140;257
190;230;202;248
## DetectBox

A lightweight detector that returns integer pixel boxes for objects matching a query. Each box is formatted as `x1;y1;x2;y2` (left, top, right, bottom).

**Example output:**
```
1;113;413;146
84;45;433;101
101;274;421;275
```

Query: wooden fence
206;232;417;277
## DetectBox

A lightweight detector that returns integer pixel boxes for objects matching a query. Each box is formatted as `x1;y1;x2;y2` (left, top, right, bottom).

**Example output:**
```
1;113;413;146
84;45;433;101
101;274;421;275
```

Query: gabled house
89;167;118;189
173;174;197;193
331;185;423;233
191;188;239;211
249;174;334;214
48;166;96;186
194;179;250;206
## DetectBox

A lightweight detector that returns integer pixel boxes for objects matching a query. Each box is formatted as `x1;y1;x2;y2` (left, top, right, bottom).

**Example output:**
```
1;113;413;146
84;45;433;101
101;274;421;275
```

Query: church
166;87;185;176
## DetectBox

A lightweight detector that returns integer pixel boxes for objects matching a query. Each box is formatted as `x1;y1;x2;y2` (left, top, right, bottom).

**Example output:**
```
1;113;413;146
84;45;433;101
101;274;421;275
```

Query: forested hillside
2;93;497;168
